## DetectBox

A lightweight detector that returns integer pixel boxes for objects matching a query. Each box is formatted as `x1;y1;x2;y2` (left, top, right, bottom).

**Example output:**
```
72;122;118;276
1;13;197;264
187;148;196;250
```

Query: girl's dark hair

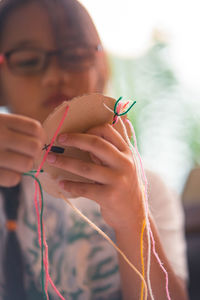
0;0;109;92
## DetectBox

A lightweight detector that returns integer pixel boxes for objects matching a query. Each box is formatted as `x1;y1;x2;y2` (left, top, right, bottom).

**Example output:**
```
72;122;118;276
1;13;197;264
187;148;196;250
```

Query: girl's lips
44;94;73;107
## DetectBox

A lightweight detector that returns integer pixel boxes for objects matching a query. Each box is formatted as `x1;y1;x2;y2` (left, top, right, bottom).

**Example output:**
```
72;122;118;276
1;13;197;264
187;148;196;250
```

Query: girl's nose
41;57;71;87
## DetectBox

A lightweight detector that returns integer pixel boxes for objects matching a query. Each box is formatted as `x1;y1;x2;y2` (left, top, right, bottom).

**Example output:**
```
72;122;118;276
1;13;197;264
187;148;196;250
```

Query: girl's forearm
115;215;188;300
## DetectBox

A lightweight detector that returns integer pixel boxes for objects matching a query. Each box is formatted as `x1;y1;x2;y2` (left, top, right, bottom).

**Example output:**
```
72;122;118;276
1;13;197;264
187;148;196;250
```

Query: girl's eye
10;51;43;69
16;58;40;68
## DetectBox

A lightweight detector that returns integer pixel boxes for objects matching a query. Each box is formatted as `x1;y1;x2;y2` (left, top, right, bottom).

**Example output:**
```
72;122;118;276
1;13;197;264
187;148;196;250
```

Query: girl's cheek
87;67;99;92
90;66;100;89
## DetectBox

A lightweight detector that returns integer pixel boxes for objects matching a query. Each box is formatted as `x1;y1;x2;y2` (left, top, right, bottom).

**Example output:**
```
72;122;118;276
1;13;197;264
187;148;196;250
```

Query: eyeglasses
0;44;103;75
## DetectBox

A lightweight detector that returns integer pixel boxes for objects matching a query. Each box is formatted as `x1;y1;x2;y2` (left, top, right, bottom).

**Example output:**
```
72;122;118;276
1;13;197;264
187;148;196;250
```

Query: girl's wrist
113;210;146;236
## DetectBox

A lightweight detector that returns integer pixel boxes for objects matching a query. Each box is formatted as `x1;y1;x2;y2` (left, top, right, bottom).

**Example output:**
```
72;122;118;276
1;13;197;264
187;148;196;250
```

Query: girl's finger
59;180;108;203
87;122;129;153
0;150;34;173
46;153;117;184
57;129;127;168
0;128;43;157
0;168;21;187
1;113;44;138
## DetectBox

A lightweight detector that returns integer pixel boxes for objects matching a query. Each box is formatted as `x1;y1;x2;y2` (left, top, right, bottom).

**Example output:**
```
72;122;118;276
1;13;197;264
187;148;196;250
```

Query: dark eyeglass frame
0;44;103;75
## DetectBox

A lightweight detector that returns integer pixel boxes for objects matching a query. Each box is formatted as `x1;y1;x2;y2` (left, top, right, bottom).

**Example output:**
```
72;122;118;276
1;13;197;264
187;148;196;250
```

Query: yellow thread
140;219;146;300
60;193;148;300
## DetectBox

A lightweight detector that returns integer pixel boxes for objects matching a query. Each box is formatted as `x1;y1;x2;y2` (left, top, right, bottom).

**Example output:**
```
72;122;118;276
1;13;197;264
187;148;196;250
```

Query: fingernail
46;153;56;163
58;134;67;143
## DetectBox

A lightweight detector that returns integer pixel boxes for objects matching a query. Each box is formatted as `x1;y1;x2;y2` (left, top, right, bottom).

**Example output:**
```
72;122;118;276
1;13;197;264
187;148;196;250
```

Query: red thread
38;189;65;300
34;105;69;299
36;105;69;177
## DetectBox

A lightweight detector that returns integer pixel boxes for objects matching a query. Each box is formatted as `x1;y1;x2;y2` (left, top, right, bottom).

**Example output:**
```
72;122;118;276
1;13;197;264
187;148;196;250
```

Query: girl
0;0;188;299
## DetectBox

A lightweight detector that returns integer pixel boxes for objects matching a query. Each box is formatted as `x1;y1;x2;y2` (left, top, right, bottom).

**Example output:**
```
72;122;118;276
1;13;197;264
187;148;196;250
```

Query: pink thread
112;102;122;125
126;118;171;300
127;119;147;185
48;277;65;300
34;105;69;299
126;119;150;218
36;105;69;177
38;189;65;300
112;114;118;125
44;236;49;298
112;100;131;125
149;230;171;300
44;238;49;300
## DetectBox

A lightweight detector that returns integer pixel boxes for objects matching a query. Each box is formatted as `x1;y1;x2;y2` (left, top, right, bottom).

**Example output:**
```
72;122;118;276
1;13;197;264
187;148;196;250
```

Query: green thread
23;172;46;300
113;96;123;115
119;100;136;115
114;96;136;116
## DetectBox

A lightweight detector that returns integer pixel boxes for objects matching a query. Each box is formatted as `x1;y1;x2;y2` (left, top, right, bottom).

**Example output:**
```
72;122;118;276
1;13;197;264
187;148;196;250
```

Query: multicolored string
125;118;171;300
113;97;171;300
23;172;46;297
111;97;150;299
24;105;69;299
60;193;148;300
125;118;154;300
22;97;171;300
112;96;136;125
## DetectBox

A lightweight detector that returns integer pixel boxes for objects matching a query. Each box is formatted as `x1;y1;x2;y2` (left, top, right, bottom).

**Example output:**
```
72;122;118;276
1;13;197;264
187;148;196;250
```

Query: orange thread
6;220;17;231
60;193;148;300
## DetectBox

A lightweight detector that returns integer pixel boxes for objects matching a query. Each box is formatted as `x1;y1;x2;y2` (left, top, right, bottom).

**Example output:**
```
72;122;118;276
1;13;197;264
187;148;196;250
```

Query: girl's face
0;2;100;122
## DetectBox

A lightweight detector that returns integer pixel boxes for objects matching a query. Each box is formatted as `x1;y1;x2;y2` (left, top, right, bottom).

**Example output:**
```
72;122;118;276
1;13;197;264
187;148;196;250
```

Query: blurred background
80;0;200;195
79;1;200;298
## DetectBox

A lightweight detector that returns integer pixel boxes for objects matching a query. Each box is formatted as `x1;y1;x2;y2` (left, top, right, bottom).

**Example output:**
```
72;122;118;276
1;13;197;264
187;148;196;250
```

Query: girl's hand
46;123;144;231
0;114;45;187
